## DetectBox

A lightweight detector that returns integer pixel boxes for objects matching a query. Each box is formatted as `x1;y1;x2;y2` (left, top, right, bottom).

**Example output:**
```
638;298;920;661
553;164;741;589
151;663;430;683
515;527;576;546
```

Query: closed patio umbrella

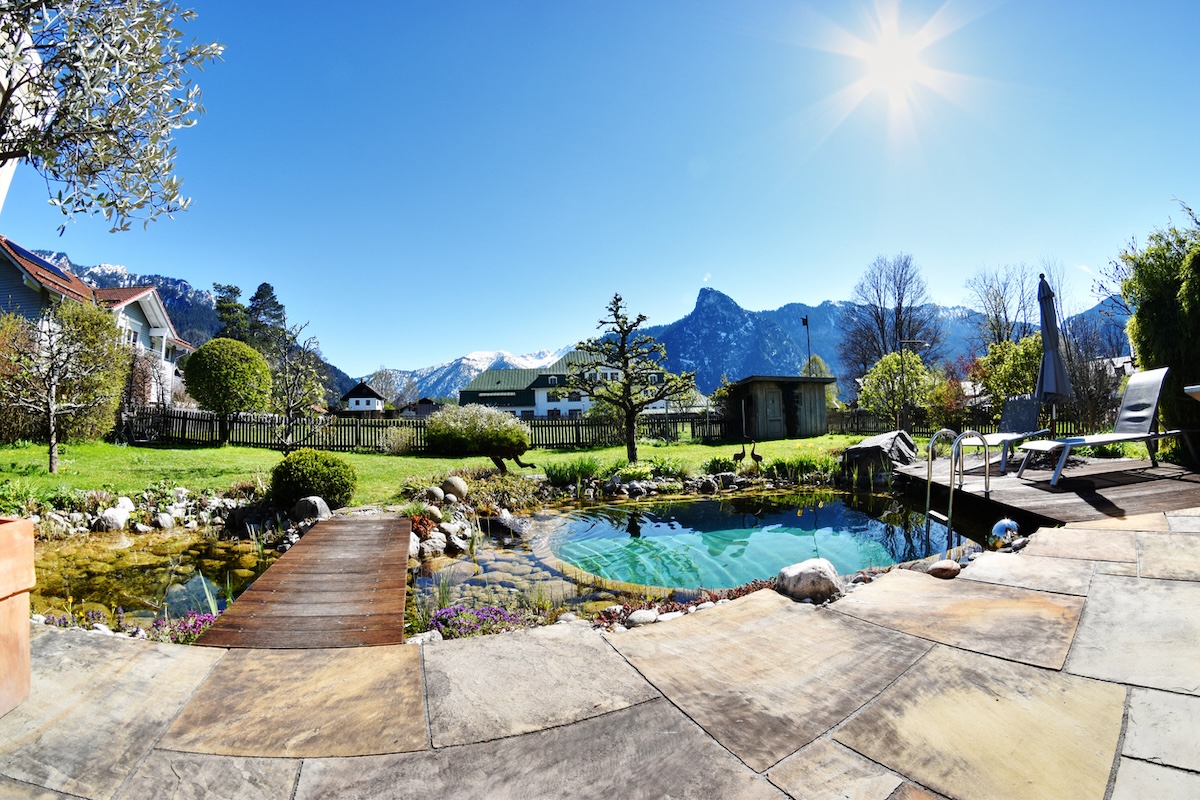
1035;273;1073;434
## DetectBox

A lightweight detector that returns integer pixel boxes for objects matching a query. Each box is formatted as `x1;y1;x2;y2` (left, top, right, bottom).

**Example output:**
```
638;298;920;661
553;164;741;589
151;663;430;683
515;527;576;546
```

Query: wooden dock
197;516;411;649
899;455;1200;527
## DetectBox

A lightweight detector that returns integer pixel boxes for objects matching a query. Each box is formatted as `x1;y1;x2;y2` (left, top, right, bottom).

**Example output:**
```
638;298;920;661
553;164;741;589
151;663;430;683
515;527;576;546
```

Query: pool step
927;510;950;527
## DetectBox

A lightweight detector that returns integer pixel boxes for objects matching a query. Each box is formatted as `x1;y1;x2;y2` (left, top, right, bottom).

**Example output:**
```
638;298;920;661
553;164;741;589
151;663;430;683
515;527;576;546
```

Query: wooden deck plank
197;516;411;649
902;458;1200;527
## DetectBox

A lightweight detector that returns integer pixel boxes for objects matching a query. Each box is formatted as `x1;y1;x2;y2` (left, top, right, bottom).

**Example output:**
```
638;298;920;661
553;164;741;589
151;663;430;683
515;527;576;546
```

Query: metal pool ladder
925;429;991;555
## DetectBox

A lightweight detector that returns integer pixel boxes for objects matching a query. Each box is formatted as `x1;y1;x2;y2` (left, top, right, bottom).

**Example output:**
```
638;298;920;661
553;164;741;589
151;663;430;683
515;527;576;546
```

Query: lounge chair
1015;367;1182;486
956;395;1049;474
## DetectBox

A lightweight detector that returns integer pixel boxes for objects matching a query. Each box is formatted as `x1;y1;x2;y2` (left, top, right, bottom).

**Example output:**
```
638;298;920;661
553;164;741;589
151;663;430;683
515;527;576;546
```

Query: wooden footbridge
196;516;411;649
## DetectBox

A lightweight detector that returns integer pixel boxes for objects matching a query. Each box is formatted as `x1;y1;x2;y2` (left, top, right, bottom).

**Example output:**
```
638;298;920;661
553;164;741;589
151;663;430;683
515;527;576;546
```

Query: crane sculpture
750;441;763;471
732;442;746;468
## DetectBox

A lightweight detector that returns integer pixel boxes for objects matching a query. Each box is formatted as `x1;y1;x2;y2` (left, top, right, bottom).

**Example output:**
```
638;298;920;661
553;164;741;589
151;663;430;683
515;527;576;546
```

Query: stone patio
4;508;1200;798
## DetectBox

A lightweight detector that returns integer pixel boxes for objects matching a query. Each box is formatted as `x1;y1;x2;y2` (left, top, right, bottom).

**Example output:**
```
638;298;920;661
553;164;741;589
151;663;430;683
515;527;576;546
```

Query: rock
115;496;136;512
155;512;175;530
425;505;444;523
1011;536;1030;552
626;609;659;627
694;601;715;610
96;506;130;532
840;431;918;486
134;523;152;533
419;530;448;558
30;614;45;625
557;612;578;623
927;559;962;579
603;604;624;615
777;558;844;603
407;630;443;645
91;623;112;634
486;509;530;538
426;486;445;503
716;472;738;489
657;611;685;623
441;476;468;500
698;477;718;494
445;533;471;555
292;496;332;522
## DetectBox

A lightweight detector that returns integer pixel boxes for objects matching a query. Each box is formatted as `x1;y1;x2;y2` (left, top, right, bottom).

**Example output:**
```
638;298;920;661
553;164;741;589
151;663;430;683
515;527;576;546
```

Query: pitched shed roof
0;235;94;304
341;381;387;402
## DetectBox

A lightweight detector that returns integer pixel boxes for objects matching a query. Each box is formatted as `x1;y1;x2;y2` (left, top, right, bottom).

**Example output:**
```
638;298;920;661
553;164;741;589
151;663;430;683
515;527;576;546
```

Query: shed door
765;389;785;438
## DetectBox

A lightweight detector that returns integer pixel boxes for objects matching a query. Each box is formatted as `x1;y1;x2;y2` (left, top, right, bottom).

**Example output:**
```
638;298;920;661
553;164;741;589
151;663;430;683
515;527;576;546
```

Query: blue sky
1;0;1197;377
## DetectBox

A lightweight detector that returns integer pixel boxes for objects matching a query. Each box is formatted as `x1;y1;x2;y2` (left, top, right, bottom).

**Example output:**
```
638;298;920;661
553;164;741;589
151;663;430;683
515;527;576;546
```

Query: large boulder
95;506;130;532
777;558;844;603
292;496;332;522
441;476;468;500
841;430;918;486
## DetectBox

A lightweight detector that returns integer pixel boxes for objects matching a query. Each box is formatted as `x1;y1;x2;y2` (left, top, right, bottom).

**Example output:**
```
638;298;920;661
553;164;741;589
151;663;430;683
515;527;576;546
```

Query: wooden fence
122;407;727;453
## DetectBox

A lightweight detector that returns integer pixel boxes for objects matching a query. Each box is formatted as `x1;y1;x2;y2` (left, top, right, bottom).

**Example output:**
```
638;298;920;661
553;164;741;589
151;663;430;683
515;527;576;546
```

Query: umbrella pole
1051;404;1058;438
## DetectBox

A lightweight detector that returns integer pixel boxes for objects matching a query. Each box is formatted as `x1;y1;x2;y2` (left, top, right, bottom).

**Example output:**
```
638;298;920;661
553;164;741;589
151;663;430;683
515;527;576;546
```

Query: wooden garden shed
727;375;837;440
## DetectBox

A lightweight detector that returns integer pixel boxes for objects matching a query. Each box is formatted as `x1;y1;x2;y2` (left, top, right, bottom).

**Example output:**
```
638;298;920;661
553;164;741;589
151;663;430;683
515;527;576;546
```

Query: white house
341;381;387;412
459;351;667;418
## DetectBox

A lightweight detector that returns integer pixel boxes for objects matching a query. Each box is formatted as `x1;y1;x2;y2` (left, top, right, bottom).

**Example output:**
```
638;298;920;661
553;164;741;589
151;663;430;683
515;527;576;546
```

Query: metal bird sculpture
733;442;746;467
750;441;763;470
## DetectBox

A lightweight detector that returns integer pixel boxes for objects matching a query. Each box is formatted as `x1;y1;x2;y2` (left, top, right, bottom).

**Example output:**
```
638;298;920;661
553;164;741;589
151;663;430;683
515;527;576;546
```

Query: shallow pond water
34;530;278;624
538;491;979;590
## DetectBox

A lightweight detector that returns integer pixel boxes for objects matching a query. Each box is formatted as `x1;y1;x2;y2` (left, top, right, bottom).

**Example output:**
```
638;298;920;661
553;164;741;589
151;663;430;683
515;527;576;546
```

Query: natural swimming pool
538;492;975;590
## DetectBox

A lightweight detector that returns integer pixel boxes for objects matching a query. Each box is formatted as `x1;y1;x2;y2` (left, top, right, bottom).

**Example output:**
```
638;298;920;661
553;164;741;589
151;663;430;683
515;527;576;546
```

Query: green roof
461;368;543;393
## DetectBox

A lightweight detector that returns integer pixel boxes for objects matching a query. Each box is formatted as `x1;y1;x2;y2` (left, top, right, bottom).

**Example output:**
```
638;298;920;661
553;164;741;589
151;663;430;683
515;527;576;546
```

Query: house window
521;410;534;420
567;391;581;402
548;376;558;386
568;409;582;419
548;389;561;402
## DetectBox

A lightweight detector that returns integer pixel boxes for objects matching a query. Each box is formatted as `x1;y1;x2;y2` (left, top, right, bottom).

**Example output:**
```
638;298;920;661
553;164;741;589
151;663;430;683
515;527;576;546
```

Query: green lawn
0;436;862;507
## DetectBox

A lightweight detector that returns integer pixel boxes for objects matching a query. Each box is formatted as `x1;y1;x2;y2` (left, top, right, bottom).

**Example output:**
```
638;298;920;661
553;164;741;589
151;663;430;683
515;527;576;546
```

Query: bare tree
566;293;696;462
965;264;1036;349
267;323;329;452
837;253;945;388
366;366;401;407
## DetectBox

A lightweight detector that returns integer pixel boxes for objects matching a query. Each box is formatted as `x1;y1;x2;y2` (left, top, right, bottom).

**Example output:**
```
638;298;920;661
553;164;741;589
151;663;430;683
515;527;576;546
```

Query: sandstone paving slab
1165;514;1200;532
160;645;425;758
834;645;1126;800
0;776;73;798
890;786;947;800
1068;512;1168;531
960;551;1096;596
1110;758;1200;800
117;751;301;800
1137;531;1200;580
0;628;223;800
1065;574;1200;695
608;589;931;772
1097;561;1138;577
1022;527;1138;562
832;568;1082;669
293;698;786;800
423;619;660;747
1122;688;1200;772
766;738;903;799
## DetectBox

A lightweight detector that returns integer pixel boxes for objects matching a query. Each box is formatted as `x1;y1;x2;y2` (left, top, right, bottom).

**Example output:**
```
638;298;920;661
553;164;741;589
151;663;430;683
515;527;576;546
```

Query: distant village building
398;398;443;419
725;376;837;440
459;351;667;419
340;381;386;412
0;234;193;406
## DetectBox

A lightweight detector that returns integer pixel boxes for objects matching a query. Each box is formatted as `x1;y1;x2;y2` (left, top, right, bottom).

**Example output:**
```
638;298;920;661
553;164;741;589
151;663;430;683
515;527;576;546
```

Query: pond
536;492;979;591
33;530;279;625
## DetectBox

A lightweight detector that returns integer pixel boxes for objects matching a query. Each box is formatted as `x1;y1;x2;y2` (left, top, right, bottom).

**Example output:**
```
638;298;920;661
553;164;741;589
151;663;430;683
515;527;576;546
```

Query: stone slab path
5;508;1200;798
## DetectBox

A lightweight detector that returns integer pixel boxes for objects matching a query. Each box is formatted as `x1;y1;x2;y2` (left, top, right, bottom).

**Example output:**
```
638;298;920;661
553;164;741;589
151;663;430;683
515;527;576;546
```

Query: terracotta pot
0;517;35;718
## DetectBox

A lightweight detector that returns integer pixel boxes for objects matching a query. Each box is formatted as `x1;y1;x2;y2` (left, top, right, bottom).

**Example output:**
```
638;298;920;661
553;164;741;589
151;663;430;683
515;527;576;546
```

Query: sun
861;31;926;106
790;0;985;148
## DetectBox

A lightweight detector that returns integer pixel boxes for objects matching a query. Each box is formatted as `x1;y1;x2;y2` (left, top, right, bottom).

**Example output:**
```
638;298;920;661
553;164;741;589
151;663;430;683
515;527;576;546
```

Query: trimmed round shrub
425;404;530;457
183;337;271;417
270;448;357;510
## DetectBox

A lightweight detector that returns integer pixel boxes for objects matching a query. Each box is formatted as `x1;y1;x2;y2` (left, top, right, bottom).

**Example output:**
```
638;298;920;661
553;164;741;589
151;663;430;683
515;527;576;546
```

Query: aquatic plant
544;456;603;487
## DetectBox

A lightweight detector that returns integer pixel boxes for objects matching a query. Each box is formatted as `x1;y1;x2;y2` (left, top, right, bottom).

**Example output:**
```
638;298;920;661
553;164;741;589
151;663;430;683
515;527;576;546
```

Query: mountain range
32;249;1129;402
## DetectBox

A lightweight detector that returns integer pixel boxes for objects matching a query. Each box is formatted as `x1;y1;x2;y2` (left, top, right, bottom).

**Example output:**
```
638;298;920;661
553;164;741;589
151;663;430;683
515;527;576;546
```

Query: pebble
657;611;685;623
626;609;658;627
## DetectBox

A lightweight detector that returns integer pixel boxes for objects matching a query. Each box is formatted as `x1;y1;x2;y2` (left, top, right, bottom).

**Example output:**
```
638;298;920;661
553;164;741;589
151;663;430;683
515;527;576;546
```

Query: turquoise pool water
543;493;962;589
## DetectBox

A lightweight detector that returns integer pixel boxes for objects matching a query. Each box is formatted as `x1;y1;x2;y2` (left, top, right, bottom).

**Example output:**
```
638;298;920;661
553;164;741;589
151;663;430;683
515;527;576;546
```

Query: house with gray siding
0;234;193;406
